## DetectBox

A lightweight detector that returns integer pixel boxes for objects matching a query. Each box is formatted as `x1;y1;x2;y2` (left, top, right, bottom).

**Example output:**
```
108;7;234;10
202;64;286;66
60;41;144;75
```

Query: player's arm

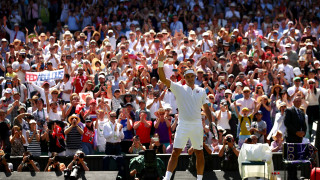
203;103;213;123
158;50;171;88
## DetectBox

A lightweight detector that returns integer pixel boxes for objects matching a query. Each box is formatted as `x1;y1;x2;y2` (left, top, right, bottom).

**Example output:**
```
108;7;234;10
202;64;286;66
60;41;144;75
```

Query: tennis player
158;50;213;180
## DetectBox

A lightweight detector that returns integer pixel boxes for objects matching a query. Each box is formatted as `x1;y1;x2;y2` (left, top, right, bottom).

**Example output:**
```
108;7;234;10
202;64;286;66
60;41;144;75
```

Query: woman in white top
267;102;287;141
305;79;320;136
215;101;231;134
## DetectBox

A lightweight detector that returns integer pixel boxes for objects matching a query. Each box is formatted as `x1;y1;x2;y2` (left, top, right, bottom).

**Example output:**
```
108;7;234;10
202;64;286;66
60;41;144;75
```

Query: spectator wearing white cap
277;56;294;84
26;119;41;156
197;32;213;52
106;30;117;50
282;43;299;67
0;88;14;112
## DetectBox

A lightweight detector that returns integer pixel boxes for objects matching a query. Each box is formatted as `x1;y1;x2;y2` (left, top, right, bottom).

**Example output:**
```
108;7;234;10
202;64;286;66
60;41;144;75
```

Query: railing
9;152;284;171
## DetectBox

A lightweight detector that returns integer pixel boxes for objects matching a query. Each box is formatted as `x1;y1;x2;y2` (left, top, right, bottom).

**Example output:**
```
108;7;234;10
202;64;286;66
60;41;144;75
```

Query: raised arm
158;50;171;88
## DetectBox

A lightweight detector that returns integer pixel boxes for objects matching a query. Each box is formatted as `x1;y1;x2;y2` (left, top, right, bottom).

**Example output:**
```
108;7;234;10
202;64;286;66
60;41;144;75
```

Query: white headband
184;69;196;76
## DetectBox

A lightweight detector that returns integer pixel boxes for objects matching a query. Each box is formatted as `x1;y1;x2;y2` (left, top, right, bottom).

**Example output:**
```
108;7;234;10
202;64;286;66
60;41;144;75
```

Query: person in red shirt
72;67;88;93
82;117;96;155
133;110;152;148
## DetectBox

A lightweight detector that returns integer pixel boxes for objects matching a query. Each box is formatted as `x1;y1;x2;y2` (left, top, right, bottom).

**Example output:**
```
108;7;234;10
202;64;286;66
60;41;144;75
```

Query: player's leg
189;124;204;180
164;124;188;180
167;148;182;170
194;149;204;179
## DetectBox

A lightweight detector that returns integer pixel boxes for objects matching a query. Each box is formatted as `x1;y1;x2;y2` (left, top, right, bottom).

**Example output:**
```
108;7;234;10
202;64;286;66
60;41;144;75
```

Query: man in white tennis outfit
158;50;213;180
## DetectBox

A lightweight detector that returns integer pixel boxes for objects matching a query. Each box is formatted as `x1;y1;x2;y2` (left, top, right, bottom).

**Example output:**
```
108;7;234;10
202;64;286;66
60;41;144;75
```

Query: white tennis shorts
173;123;203;150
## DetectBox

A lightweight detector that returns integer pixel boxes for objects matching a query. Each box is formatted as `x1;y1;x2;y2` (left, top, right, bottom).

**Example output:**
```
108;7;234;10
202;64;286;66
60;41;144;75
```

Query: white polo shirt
236;97;255;113
170;81;208;124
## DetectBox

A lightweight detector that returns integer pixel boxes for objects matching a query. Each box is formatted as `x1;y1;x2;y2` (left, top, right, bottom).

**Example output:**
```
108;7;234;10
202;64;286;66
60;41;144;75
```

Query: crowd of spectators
0;0;319;174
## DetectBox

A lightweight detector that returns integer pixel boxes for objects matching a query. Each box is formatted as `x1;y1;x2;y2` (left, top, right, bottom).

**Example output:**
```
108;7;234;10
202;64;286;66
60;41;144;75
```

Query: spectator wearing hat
75;33;88;49
26;119;41;156
93;73;109;99
12;76;27;103
2;16;25;43
81;79;95;93
195;68;205;86
235;86;255;113
271;131;284;152
12;50;30;84
197;32;213;52
6;91;26;124
250;110;267;143
282;42;299;67
0;88;13;112
305;79;320;137
10;125;26;156
103;111;124;155
234;100;258;147
277;56;295;85
287;77;307;97
64;114;83;156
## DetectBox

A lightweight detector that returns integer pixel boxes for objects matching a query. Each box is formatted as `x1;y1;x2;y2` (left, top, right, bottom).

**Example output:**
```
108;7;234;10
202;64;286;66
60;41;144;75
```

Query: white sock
164;171;172;180
197;175;203;180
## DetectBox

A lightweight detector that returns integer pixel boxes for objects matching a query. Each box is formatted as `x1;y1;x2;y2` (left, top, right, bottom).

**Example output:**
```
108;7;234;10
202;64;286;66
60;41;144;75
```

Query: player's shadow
187;170;218;180
222;171;241;180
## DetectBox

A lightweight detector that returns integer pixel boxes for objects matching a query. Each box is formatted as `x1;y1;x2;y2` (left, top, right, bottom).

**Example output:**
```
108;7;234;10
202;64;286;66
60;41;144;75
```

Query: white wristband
158;61;164;67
